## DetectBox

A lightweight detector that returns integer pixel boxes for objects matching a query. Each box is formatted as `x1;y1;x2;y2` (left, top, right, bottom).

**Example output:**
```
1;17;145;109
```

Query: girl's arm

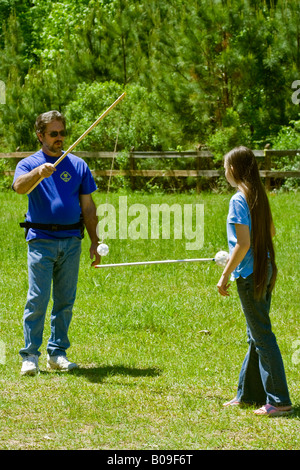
217;224;251;296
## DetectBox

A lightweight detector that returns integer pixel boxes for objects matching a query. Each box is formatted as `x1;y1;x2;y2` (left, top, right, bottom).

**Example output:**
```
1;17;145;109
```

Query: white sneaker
21;355;39;376
47;354;78;371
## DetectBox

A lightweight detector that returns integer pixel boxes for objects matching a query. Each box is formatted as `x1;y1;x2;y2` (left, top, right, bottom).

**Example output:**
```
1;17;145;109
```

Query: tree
0;0;300;152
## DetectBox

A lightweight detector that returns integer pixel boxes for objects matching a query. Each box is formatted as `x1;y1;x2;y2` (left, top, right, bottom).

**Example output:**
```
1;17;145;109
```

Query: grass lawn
0;189;299;450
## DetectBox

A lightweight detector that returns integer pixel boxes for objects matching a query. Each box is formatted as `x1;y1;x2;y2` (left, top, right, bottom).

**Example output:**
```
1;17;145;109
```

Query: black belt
20;221;83;232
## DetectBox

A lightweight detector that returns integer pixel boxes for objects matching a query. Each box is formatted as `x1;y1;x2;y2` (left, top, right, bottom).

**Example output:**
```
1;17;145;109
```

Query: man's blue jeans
20;237;81;358
235;265;291;407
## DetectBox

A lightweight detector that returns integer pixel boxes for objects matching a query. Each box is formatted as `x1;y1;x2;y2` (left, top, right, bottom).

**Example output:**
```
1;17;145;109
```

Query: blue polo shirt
227;191;253;280
13;150;97;241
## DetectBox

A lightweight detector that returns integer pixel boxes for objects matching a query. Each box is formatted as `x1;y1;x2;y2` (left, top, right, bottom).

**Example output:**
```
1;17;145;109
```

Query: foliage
271;118;300;150
0;0;300;192
0;158;11;189
0;0;300;154
64;81;183;152
206;108;252;161
270;118;300;191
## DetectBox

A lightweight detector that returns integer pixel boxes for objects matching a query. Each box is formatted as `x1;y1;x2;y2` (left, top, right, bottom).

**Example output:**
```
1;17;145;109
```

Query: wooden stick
95;258;215;268
26;92;126;194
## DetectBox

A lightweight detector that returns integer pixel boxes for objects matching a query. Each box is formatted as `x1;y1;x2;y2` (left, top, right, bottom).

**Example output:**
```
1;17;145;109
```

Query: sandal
254;404;293;417
223;398;241;407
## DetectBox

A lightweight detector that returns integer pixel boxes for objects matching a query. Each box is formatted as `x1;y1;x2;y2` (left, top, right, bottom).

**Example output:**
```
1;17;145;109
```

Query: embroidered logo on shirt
60;171;72;182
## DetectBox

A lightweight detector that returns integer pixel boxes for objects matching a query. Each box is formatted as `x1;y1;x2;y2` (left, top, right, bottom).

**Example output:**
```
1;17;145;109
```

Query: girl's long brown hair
224;146;277;299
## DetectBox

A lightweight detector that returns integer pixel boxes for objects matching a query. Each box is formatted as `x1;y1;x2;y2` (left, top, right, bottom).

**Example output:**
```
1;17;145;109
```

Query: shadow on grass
69;364;162;384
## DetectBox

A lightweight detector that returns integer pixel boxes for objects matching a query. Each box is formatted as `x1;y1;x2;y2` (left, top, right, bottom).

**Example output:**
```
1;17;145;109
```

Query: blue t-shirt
227;191;253;280
13;150;97;241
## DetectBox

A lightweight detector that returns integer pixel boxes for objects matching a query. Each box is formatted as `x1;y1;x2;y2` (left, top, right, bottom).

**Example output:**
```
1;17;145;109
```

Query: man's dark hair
35;110;66;143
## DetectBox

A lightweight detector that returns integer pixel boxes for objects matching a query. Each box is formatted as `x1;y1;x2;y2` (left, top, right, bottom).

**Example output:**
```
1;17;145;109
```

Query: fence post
196;145;203;194
129;147;135;190
264;148;271;191
196;146;201;194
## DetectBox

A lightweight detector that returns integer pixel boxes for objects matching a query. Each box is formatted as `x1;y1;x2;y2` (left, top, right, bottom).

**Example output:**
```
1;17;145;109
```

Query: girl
217;146;292;417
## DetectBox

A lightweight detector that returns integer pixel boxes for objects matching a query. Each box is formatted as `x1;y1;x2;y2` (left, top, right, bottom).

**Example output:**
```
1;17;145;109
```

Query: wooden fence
1;148;299;192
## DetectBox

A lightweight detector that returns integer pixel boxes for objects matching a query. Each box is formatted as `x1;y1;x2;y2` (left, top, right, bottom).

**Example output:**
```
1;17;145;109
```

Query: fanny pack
20;216;85;238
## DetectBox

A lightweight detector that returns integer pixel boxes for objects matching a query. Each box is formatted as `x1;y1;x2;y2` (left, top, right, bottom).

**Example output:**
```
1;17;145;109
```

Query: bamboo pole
26;92;126;194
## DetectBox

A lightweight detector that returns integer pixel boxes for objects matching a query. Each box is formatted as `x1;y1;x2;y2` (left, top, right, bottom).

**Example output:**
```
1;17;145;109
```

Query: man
13;110;100;376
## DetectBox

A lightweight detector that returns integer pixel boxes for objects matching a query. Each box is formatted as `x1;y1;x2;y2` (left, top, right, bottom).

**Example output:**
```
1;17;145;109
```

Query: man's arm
13;163;56;194
79;194;100;266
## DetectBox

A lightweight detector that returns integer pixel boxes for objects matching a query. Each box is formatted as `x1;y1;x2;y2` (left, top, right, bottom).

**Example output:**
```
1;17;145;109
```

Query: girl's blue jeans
235;264;291;407
20;237;81;359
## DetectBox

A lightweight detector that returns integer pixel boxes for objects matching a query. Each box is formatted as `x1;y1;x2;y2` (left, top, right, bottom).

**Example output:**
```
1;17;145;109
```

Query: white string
100;115;121;244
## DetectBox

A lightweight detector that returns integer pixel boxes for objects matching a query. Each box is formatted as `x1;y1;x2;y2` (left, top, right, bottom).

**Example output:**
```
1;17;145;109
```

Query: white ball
97;243;109;256
214;250;230;267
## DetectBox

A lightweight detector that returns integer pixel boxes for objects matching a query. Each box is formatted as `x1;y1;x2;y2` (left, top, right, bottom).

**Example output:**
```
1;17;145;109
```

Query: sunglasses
46;130;66;137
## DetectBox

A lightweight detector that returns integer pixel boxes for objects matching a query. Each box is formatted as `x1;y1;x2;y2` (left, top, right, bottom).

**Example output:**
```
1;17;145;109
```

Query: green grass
0;190;299;450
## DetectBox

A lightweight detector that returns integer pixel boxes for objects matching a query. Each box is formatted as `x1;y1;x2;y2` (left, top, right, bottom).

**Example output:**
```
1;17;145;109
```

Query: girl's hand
217;273;231;296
